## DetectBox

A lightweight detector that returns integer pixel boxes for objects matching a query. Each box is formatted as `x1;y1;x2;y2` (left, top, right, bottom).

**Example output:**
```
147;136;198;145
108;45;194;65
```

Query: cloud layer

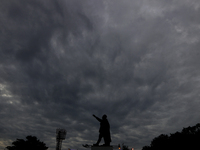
1;0;200;150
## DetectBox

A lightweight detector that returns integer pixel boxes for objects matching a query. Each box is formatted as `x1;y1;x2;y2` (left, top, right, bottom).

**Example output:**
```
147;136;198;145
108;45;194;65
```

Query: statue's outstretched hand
93;114;101;122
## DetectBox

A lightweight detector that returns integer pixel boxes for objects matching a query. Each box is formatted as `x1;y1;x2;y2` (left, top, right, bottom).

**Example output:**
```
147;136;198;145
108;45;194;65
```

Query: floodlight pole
56;129;67;150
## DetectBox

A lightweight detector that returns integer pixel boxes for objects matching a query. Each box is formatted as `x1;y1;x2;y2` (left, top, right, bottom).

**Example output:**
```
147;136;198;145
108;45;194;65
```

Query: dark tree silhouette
142;146;151;150
150;134;169;150
122;143;129;150
6;135;48;150
142;123;200;150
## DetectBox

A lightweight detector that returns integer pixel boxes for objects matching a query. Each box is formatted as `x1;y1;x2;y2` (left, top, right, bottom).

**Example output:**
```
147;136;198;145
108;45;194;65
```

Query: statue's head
102;114;107;120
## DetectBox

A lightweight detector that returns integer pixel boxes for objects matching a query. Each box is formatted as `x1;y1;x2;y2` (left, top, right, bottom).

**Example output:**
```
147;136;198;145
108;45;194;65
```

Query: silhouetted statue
93;114;111;146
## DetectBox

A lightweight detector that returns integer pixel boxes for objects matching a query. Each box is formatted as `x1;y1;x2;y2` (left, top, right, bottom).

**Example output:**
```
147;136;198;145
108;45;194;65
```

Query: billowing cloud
1;0;200;150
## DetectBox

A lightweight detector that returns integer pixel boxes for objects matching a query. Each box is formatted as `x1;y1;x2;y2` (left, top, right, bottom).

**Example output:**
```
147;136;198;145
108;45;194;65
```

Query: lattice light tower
56;128;67;150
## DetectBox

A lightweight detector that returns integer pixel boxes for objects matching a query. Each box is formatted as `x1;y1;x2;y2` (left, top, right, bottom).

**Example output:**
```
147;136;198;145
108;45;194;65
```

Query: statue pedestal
91;146;113;150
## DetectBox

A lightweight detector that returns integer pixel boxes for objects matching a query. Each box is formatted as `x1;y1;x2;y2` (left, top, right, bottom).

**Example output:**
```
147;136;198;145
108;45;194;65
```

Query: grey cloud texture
1;0;200;150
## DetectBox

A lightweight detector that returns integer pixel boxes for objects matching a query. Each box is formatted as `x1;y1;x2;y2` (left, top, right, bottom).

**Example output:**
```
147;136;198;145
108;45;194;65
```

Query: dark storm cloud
1;0;200;150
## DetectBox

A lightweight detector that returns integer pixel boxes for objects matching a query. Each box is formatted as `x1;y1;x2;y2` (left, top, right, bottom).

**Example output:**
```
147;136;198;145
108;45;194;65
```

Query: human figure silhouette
93;114;111;146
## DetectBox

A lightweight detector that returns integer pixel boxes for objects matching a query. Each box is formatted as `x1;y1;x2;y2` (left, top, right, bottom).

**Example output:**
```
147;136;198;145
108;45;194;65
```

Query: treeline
6;135;48;150
142;123;200;150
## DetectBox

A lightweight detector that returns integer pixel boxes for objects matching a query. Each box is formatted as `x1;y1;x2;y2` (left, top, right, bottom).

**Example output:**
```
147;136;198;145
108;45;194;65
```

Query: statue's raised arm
93;114;102;122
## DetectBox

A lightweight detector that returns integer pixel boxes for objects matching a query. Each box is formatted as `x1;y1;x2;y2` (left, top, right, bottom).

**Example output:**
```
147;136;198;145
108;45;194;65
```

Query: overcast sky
1;0;200;150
